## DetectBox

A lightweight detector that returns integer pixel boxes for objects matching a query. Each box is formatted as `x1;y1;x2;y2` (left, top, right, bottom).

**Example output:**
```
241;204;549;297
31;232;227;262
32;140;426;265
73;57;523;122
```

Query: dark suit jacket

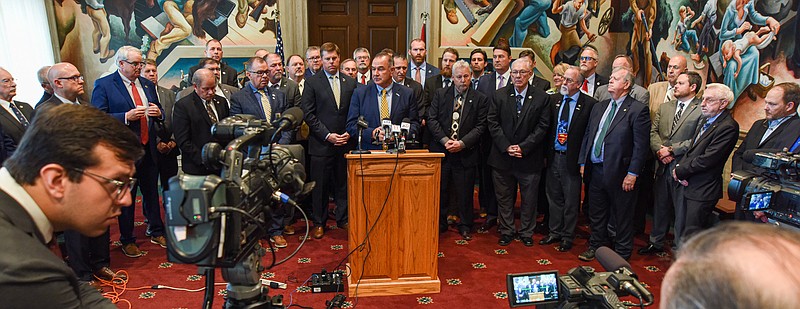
0;189;115;308
189;61;239;88
304;68;319;79
579;96;651;186
675;110;740;201
156;86;180;158
476;71;505;103
346;82;420;150
422;74;448;120
732;115;800;172
176;83;237;102
0;125;12;164
172;92;230;175
487;85;552;172
301;72;358;156
230;82;292;144
546;92;598;174
0;100;33;146
530;75;551;93
274;77;302;108
37;91;52;105
427;86;488;167
397;78;424;118
91;72;163;160
406;61;440;87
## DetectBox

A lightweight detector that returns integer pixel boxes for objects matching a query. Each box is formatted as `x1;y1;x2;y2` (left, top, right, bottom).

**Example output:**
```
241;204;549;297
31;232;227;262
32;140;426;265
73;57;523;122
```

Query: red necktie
361;74;366;85
131;81;148;144
581;79;589;93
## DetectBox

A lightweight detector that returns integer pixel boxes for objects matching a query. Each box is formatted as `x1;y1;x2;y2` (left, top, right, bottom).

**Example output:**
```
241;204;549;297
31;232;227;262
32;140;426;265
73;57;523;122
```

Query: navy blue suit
406;62;440;87
579;95;650;259
91;72;165;245
346;82;419;150
230;82;293;144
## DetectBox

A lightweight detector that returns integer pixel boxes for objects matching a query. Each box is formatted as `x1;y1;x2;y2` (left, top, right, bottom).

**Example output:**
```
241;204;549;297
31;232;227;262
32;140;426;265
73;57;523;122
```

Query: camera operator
0;104;143;308
731;82;800;221
661;222;800;309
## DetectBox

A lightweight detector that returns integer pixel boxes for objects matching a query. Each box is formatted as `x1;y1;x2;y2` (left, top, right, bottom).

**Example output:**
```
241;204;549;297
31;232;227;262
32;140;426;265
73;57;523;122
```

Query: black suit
172;92;230;175
397;78;424;121
189;61;239;88
428;86;488;233
155;86;179;192
582;73;608;97
579;95;650;259
530;75;551;93
545;92;597;243
0;100;33;147
0;190;115;308
475;71;508;223
300;72;358;227
487;85;551;238
674;110;739;242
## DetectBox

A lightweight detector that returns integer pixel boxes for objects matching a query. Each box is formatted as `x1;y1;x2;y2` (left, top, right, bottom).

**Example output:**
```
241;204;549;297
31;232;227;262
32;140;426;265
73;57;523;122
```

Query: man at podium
346;52;419;150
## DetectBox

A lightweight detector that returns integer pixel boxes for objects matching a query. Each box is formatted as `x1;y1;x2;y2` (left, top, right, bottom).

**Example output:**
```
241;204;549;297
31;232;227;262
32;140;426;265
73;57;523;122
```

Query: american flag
275;16;285;63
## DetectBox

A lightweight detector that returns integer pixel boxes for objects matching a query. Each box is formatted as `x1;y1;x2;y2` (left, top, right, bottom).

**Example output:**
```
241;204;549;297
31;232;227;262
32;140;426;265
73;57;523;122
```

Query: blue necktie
9;103;28;128
790;135;800;152
515;95;523;114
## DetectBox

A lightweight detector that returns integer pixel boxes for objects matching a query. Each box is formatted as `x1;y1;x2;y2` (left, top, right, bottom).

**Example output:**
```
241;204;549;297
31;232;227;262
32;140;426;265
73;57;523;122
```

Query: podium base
345;263;441;297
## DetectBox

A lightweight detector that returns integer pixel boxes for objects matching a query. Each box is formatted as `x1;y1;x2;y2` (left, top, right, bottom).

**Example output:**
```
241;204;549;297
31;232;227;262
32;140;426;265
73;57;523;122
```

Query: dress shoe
637;244;665;255
312;226;324;239
270;235;288;248
578;248;596;261
498;235;513;246
556;240;573;252
150;236;167;248
539;235;560;245
94;267;125;281
460;230;473;241
337;223;349;230
121;243;143;258
284;225;296;235
520;237;534;247
478;218;497;233
447;215;459;225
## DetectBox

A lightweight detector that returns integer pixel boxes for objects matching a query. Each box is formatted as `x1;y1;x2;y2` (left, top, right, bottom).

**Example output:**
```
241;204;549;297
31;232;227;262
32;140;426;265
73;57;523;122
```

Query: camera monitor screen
744;191;773;211
507;271;559;307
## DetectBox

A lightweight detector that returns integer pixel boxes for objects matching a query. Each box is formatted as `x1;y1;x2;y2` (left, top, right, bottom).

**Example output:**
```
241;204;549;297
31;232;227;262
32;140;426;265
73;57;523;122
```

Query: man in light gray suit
593;55;650;105
177;58;237;103
639;71;704;255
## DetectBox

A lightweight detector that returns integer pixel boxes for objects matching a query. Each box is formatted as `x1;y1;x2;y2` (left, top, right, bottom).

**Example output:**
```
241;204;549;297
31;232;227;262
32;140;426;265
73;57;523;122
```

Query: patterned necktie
130;81;148;144
694;120;711;145
204;99;218;123
672;101;685;133
379;89;389;119
593;100;618;158
498;76;505;89
258;89;273;121
414;67;422;83
515;94;523;114
666;86;676;102
330;76;340;108
444;79;451;88
451;94;463;140
9;102;28;128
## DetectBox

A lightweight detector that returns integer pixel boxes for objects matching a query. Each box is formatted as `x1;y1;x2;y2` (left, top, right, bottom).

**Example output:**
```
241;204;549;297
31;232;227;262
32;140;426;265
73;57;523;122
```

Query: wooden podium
345;150;444;297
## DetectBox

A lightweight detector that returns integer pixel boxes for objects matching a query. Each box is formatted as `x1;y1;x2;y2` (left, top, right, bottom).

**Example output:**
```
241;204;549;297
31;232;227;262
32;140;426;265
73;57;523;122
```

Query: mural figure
509;0;553;46
721;26;771;78
84;0;115;63
690;0;718;67
551;0;595;63
630;0;657;87
718;0;780;104
673;6;699;59
146;0;220;60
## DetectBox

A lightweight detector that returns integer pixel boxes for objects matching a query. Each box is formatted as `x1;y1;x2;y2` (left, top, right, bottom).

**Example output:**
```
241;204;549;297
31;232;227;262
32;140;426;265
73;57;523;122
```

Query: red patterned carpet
96;199;673;308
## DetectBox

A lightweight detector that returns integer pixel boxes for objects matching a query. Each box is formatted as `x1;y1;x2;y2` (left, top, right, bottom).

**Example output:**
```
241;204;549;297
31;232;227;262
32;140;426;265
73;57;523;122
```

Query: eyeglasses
510;70;531;76
57;75;84;82
564;78;577;84
1;78;17;84
580;56;597;62
71;168;137;201
248;70;269;76
123;60;145;67
308;56;321;60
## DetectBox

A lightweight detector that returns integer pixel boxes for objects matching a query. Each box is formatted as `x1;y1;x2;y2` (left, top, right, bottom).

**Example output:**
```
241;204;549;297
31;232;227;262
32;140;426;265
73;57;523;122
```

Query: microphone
357;115;369;129
596;247;653;303
381;118;392;150
272;106;304;131
352;115;371;154
398;118;410;153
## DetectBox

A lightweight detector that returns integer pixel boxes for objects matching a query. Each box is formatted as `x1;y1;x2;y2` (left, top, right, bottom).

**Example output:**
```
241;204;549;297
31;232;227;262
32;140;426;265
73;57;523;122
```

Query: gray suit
0;189;115;308
273;77;302;108
594;84;650;108
176;84;238;104
649;97;702;248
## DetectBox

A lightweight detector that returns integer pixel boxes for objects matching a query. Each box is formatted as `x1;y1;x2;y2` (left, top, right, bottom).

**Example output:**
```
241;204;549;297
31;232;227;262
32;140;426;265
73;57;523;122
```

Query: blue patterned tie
515;95;523;114
9;102;28;128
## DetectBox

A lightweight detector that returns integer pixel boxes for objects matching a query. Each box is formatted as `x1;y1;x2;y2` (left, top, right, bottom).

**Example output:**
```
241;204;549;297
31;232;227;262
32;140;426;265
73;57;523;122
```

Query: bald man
648;55;689;120
37;63;86;113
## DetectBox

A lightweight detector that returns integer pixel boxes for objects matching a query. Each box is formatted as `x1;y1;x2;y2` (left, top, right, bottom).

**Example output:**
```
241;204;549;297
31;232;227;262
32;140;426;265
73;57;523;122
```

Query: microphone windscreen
283;106;304;127
596;246;633;274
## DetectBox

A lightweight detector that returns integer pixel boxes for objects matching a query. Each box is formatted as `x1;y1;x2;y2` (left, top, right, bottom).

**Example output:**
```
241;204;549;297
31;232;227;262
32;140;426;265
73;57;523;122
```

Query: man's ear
39;164;69;199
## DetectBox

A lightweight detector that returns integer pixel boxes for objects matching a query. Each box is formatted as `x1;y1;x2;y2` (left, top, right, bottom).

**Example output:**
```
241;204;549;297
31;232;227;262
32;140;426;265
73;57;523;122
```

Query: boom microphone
273;106;304;131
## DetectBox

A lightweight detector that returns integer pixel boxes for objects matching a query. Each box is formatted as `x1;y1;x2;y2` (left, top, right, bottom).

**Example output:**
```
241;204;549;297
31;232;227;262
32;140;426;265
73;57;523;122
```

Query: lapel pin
623;108;628;112
528;96;532;99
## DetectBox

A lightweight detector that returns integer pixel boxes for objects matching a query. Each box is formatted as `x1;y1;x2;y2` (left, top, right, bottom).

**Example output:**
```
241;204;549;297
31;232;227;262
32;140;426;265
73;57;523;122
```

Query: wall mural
51;0;279;96
437;0;799;131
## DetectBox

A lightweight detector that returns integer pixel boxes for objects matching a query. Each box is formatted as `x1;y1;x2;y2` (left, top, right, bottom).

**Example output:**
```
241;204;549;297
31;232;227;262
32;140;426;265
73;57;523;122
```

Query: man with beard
354;48;371;85
578;46;607;97
407;39;440;87
541;66;597;252
648;55;689;120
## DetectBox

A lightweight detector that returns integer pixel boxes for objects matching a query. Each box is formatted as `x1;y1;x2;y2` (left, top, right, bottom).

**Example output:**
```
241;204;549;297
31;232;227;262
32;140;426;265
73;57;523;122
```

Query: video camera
507;247;653;308
729;150;800;229
164;107;312;309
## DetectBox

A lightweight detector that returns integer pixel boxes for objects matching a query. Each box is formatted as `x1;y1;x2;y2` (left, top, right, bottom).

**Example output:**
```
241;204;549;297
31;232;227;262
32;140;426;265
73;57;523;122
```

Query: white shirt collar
53;93;78;104
0;168;53;243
